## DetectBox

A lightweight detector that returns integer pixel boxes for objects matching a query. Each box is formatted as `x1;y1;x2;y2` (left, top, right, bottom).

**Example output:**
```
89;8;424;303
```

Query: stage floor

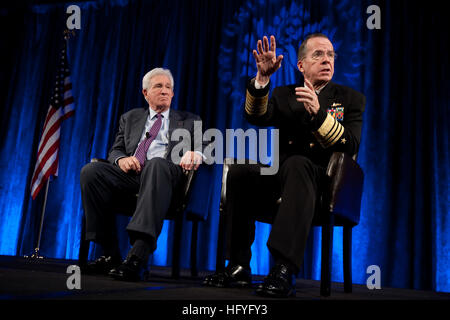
1;255;449;315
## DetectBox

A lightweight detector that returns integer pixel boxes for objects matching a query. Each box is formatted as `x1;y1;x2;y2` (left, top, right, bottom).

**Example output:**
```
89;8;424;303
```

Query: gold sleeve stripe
313;113;345;148
323;120;341;144
324;122;344;147
245;90;268;116
316;113;335;136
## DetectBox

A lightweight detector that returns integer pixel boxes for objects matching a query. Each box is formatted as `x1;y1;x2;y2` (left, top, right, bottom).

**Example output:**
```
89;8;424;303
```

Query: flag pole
25;178;50;259
25;29;76;259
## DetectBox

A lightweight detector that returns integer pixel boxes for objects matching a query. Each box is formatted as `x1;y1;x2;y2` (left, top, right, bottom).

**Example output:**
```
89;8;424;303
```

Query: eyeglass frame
308;50;337;61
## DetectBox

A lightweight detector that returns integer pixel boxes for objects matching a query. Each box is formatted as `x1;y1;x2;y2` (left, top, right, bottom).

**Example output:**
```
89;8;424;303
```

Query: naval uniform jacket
244;78;366;168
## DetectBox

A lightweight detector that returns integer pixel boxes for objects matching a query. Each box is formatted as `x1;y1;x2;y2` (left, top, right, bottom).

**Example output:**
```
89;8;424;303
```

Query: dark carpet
1;255;448;317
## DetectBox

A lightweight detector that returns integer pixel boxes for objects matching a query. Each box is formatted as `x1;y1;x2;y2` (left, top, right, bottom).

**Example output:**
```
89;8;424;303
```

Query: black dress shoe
203;264;252;288
81;256;121;275
108;255;147;281
255;264;296;298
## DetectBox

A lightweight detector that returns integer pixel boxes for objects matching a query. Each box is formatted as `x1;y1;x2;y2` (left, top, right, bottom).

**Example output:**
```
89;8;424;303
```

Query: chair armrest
219;158;234;214
325;152;364;224
169;168;197;217
91;158;109;163
181;169;196;201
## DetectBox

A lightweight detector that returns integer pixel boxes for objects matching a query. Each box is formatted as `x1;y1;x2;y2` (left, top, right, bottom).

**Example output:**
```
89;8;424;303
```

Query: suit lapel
317;81;336;113
168;109;184;137
287;87;303;118
166;109;186;159
130;108;149;150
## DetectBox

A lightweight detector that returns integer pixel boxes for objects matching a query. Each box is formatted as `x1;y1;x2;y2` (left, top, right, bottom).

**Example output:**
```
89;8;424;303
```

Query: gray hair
142;68;174;90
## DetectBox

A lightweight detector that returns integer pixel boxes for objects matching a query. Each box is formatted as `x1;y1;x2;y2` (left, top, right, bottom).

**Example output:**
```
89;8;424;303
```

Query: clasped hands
118;151;202;173
253;35;320;116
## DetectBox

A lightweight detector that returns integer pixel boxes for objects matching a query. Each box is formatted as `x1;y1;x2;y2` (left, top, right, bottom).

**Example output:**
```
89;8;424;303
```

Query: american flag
30;40;75;199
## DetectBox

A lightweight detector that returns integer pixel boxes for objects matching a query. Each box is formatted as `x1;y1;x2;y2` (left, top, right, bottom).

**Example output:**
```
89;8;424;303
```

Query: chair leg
78;214;89;267
215;211;227;271
190;219;199;277
343;225;352;293
171;216;183;279
320;215;334;297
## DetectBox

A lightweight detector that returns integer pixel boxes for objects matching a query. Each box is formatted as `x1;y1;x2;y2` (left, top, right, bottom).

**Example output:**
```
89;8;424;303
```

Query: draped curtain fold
0;0;448;292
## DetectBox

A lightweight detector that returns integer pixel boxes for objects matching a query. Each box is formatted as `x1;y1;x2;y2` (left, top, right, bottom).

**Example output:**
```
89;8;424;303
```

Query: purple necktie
134;113;162;166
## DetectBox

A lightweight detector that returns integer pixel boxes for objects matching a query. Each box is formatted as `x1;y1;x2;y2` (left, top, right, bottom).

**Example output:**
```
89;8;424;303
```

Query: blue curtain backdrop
0;0;448;293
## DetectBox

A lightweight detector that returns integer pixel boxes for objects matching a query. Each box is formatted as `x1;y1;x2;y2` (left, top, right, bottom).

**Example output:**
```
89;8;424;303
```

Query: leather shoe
81;256;121;275
108;255;147;281
203;264;252;288
255;263;296;298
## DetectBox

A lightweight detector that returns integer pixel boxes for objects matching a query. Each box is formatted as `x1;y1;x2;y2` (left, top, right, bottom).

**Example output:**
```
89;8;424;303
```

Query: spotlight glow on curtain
0;0;448;293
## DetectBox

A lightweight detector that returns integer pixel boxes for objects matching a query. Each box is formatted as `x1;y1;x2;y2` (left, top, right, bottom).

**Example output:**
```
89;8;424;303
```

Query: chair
215;152;364;296
78;158;200;279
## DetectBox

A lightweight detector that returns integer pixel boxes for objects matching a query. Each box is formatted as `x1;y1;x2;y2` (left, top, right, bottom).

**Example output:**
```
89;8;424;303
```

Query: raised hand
252;35;284;85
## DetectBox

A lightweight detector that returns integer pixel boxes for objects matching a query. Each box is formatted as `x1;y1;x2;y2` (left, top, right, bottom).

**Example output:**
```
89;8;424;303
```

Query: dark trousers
225;155;326;271
79;157;184;252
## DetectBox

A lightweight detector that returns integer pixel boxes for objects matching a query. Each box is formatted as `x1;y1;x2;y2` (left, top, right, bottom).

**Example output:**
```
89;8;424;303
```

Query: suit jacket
107;107;204;165
244;78;366;167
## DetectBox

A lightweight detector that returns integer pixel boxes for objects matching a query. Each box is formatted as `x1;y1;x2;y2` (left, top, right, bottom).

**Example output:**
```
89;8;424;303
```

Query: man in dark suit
203;33;365;297
80;67;204;281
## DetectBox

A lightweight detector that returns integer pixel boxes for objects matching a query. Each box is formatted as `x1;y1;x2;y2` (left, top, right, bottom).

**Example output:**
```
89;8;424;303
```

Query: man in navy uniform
204;33;365;297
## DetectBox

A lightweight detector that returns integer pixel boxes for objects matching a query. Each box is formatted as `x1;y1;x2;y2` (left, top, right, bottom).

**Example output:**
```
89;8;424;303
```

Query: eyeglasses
151;83;173;92
310;50;337;61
